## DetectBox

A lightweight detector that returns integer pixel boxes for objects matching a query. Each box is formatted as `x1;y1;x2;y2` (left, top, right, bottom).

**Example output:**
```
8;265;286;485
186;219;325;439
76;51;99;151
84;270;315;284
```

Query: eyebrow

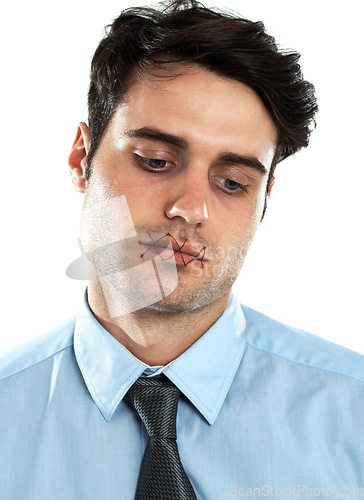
125;127;188;149
125;127;268;175
219;153;268;175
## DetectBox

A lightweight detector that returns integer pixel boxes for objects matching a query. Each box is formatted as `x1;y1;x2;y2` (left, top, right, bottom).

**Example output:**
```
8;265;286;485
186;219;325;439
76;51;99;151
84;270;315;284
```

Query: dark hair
87;0;318;191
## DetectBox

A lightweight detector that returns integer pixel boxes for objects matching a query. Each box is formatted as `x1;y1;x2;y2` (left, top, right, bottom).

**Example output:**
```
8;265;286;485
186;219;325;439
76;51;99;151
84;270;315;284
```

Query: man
1;1;363;498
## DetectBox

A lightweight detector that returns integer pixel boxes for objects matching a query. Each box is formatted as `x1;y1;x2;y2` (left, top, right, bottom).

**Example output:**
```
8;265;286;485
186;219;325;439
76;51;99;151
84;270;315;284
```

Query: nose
165;170;209;227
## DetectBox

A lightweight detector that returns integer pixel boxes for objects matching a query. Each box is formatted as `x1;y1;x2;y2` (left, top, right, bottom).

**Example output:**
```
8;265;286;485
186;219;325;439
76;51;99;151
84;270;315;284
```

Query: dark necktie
126;377;197;500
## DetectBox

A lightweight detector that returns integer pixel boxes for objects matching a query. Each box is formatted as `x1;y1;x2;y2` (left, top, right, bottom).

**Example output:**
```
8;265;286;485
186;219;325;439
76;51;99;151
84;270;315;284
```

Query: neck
87;280;231;365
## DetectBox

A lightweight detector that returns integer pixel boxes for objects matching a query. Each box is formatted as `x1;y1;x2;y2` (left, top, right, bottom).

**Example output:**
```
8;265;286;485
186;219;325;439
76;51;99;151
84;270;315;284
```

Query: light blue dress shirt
1;291;363;499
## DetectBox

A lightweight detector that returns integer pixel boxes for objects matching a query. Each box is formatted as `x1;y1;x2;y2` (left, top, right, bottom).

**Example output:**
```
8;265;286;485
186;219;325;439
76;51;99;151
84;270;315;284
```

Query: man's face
81;65;277;314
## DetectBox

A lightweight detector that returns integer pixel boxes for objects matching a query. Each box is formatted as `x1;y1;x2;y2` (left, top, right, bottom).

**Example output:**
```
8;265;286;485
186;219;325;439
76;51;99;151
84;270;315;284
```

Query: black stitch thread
141;232;206;268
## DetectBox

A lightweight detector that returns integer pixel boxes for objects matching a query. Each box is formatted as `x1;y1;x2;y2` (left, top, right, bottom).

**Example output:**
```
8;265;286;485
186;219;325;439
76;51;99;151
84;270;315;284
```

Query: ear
267;175;275;197
260;175;276;222
68;122;91;193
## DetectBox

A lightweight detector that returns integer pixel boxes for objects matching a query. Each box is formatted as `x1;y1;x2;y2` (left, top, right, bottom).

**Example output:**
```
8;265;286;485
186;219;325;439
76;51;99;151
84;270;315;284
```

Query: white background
0;0;363;354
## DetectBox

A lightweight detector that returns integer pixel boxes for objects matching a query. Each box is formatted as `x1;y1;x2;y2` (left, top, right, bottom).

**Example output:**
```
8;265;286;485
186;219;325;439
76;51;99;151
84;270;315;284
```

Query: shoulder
0;318;76;383
241;304;364;384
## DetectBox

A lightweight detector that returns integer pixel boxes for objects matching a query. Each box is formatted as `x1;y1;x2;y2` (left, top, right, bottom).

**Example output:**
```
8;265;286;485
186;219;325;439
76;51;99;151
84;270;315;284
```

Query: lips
167;235;206;261
139;233;206;263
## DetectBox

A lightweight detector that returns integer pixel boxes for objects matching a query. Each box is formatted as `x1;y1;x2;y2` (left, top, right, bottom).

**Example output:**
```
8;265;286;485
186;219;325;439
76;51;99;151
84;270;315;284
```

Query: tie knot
126;377;180;439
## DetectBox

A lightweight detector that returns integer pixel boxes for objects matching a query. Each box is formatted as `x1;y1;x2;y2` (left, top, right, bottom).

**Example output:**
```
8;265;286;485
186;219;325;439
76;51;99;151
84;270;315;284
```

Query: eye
135;155;173;171
214;176;249;195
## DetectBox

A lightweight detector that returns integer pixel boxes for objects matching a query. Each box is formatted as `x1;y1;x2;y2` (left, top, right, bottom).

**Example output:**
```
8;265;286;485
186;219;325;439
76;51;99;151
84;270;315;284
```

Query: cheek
213;193;265;261
111;177;167;226
87;163;167;230
89;164;141;202
219;191;265;237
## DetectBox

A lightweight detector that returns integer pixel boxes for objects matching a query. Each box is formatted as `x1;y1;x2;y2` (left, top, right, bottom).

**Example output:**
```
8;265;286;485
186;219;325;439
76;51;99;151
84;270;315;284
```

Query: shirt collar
163;293;246;424
74;289;246;425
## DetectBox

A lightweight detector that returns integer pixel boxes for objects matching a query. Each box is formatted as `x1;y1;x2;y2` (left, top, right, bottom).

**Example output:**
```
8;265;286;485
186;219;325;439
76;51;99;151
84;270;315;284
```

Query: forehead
113;64;277;163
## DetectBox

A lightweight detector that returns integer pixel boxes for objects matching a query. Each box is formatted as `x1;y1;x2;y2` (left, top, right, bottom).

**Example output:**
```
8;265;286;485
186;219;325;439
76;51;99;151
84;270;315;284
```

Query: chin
143;284;231;315
144;299;203;314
